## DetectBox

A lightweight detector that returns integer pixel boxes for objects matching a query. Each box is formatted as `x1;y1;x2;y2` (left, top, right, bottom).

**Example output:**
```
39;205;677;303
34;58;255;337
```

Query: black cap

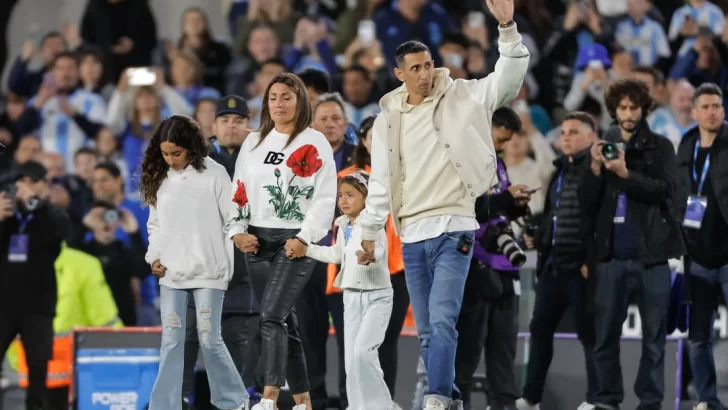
16;160;47;182
216;95;249;119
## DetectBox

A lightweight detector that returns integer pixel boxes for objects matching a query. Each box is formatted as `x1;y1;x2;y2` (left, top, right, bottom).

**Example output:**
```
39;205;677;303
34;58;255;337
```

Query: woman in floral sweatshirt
226;73;337;410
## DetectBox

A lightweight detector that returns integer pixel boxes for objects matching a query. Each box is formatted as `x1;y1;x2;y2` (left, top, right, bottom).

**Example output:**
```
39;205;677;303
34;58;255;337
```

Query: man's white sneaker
234;399;250;410
423;398;448;410
577;403;596;410
250;398;275;410
292;405;307;410
515;398;540;410
693;403;708;410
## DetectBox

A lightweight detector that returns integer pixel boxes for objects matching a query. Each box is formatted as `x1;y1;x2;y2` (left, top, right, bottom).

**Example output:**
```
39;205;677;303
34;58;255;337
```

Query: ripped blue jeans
149;286;248;410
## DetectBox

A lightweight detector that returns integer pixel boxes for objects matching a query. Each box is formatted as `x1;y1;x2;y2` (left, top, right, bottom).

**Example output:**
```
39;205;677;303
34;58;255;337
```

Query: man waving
356;1;529;409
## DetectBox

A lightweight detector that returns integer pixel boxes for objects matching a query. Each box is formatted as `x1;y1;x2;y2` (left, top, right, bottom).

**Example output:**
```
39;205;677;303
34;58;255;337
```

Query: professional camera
601;142;620;161
481;214;527;267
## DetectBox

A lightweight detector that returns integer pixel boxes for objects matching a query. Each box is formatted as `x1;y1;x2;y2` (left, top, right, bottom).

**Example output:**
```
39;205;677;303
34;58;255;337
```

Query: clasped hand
232;234;259;253
285;238;306;259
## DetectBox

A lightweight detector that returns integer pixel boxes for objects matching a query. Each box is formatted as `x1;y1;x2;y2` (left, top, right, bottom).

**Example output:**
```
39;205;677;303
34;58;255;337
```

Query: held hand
590;141;605;166
486;0;514;25
119;208;139;233
0;192;13;221
284;238;307;259
523;234;535;250
580;264;589;279
604;148;629;179
232;234;259;253
151;259;166;278
358;240;376;265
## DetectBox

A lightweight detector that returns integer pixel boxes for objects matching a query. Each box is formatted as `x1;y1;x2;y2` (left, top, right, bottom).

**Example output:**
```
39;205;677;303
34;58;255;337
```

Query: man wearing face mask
438;32;471;80
182;95;261;406
0;160;70;410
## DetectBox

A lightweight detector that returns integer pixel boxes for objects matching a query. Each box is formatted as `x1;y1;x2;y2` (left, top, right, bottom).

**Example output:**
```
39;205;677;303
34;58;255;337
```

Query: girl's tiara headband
346;172;369;189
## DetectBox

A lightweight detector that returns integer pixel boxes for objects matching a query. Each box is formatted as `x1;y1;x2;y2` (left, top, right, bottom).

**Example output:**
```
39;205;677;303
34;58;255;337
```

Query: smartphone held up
127;67;157;87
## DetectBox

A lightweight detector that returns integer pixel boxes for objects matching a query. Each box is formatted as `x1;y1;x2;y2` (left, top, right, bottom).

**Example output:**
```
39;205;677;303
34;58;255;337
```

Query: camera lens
601;143;619;161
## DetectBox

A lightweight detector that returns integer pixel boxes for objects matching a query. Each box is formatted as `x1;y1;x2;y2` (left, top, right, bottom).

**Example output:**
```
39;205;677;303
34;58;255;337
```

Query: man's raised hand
486;0;514;25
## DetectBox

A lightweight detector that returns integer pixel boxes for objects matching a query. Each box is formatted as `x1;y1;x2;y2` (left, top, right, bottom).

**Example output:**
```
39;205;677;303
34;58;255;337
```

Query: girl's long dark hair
353;115;376;169
139;115;209;206
257;73;312;149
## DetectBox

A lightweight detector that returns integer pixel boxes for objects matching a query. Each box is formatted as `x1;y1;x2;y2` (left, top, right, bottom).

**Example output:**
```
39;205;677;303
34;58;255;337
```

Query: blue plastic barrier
75;348;159;410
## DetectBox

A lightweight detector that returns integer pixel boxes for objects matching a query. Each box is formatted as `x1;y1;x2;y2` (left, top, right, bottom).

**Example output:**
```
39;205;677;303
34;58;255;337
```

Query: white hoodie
145;157;234;290
306;215;390;291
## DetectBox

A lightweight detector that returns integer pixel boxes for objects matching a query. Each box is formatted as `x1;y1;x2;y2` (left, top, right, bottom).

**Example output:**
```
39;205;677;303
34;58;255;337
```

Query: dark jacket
535;149;597;276
0;201;70;315
579;122;686;265
676;123;728;283
199;140;258;314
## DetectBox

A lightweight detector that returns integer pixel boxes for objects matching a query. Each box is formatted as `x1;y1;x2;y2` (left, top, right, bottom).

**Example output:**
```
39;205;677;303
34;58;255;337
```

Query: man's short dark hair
440;31;470;50
74;147;98;160
395;41;431;67
343;64;370;80
53;51;78;67
604;78;654;119
259;58;285;71
492;106;522;133
95;162;122;178
693;82;723;106
298;69;331;95
563;111;597;132
41;31;64;47
633;66;664;85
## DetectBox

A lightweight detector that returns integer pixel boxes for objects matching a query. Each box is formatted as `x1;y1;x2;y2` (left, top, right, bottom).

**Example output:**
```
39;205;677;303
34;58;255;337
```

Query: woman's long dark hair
257;73;312;149
353;115;376;169
177;7;213;50
139;115;209;206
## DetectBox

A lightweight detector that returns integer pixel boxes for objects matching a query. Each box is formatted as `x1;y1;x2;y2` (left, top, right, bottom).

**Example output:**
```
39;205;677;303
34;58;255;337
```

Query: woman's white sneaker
515;398;540;410
250;398;275;410
577;403;596;410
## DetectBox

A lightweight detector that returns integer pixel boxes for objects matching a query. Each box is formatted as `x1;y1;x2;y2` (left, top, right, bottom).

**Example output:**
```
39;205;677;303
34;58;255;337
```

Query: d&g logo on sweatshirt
264;151;285;165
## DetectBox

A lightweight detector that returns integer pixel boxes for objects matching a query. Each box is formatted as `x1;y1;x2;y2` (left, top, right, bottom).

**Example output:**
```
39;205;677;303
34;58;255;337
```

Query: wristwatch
499;20;515;28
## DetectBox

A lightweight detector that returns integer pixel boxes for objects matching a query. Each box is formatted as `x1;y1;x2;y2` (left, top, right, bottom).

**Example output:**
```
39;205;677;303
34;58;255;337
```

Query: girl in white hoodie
305;172;393;410
140;115;248;410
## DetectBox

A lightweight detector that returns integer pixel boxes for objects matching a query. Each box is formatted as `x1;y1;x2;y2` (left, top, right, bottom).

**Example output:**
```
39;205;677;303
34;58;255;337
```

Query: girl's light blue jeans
149;286;248;410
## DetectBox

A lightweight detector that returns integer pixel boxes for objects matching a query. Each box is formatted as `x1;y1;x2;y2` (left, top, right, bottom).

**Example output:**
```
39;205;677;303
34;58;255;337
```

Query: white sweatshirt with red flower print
225;127;337;245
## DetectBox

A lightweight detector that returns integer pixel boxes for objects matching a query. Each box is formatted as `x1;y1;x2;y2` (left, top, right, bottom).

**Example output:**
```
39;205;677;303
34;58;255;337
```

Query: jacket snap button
456;162;461;167
445;144;450;148
471;192;476;197
467;184;472;188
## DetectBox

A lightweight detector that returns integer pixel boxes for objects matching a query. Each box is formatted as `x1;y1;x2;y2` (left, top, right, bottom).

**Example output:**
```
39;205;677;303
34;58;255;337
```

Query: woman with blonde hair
227;73;336;410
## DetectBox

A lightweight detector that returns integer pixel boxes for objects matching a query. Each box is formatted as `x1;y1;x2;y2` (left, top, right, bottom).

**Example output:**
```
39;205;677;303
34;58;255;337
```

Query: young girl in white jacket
304;172;393;410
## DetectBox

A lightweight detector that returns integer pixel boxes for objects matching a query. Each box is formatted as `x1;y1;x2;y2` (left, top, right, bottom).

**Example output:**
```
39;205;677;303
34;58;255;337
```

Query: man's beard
619;118;640;133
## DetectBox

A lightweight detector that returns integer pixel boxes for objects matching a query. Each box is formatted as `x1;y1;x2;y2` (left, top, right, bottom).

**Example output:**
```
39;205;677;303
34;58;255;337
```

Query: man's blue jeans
402;231;474;407
687;263;728;410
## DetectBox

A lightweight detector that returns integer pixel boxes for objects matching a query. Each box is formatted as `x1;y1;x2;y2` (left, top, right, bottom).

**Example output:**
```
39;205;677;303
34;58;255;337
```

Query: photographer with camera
453;106;531;410
584;78;685;410
0;160;70;410
516;112;600;410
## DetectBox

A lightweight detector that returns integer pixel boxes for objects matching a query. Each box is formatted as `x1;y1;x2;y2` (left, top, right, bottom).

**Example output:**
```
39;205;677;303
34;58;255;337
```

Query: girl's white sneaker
250;398;275;410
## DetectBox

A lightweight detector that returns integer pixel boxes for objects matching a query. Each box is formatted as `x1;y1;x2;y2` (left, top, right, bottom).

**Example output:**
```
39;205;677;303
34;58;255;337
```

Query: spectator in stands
564;44;613;130
0;93;25;171
669;30;728;99
438;32;472;81
633;66;666;106
15;51;106;171
512;83;553;136
299;68;333;109
37;152;66;182
235;0;301;53
373;0;456;66
341;65;379;128
341;36;392;98
676;83;728;410
64;147;97;234
194;97;217;139
337;116;409;403
332;0;386;54
77;162;155;325
648;79;696;150
141;115;249;410
615;0;671;69
105;68;192;194
0;160;70;410
79;0;157;82
169;50;221;106
7;31;66;97
669;0;725;56
247;58;286;128
94;127;130;184
286;16;338;74
517;111;600;410
236;24;282;98
6;136;41;171
78;47;114;102
166;7;232;95
585;78;685;410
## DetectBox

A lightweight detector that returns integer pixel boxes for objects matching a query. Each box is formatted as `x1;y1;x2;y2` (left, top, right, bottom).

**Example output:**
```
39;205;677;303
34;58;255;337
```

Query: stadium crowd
0;0;727;409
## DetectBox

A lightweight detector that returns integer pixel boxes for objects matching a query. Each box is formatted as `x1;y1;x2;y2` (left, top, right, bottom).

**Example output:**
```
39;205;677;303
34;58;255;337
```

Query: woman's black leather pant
244;226;316;394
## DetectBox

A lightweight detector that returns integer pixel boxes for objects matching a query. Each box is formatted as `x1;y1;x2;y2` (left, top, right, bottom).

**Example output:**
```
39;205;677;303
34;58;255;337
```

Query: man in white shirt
357;1;529;409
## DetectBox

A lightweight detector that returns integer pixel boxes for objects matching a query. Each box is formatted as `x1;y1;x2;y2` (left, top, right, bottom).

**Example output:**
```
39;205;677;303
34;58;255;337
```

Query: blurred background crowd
0;0;727;408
